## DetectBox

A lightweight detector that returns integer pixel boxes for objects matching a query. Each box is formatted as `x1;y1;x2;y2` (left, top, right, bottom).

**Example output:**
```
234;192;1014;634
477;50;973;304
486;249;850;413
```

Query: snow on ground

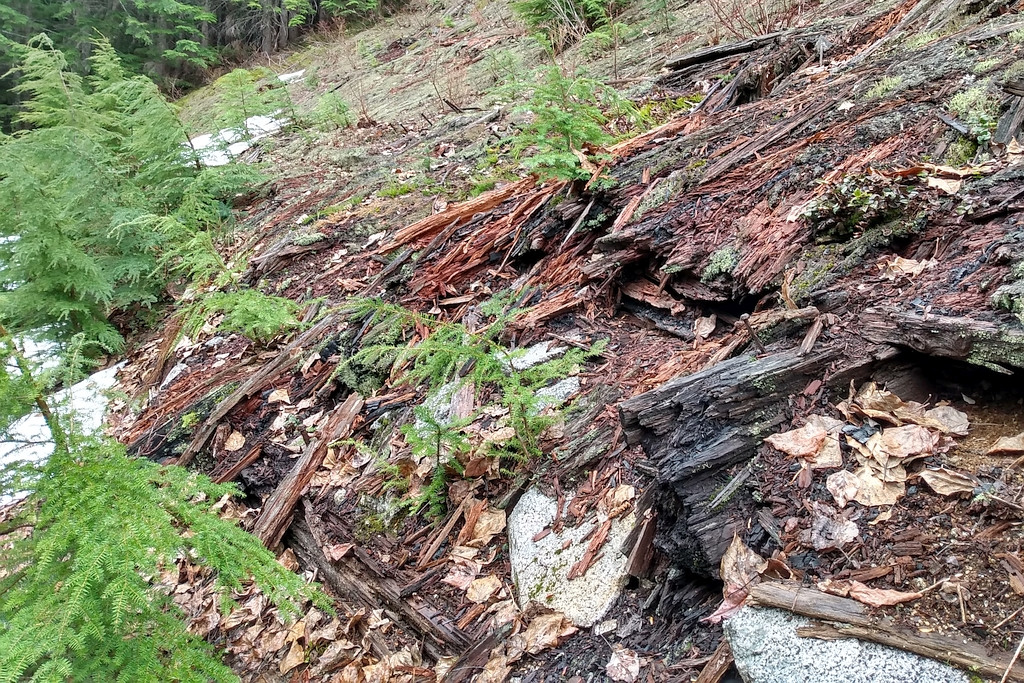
0;362;123;504
190;113;289;166
278;69;306;84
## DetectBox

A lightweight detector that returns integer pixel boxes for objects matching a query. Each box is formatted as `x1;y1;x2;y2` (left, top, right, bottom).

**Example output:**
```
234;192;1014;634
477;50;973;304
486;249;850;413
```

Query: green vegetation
945;136;978;165
183;289;303;345
499;62;636;181
701;246;740;283
212;68;294;139
905;32;940;49
0;37;302;354
379;180;418;197
947;85;1001;145
800;174;916;242
972;58;1001;74
0;331;325;681
864;75;904;99
336;296;605;516
307;92;353;131
0;0;387;113
512;0;612;49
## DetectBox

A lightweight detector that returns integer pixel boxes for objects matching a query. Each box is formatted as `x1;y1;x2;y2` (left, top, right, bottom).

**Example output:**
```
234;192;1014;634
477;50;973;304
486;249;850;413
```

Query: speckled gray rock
725;606;969;683
507;487;634;627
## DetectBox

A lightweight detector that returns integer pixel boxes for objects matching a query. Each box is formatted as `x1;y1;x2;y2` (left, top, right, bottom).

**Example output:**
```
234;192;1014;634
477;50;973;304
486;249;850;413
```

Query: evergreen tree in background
0;35;271;354
0;0;392;128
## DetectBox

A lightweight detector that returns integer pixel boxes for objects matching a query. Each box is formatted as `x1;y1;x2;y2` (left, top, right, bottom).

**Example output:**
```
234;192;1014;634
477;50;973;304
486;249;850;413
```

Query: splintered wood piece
625;514;656;577
417;498;466;569
567;519;612;580
694;639;733;683
176;312;340;466
213;443;263;484
749;581;1024;681
664;30;793;70
126;363;252;453
253;393;363;548
141;314;184;392
383;177;534;249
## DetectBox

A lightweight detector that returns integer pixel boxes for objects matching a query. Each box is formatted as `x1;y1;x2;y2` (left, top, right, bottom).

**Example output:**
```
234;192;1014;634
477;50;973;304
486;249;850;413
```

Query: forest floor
107;0;1024;680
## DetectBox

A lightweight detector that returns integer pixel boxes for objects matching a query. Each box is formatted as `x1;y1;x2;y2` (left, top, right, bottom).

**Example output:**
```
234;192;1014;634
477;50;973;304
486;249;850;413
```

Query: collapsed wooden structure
113;0;1024;678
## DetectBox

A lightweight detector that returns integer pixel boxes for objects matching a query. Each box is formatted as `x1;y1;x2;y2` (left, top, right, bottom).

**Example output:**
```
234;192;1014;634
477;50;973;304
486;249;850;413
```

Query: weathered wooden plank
254;393;363;547
749;581;1024;681
858;306;1024;373
664;31;791;70
288;514;471;662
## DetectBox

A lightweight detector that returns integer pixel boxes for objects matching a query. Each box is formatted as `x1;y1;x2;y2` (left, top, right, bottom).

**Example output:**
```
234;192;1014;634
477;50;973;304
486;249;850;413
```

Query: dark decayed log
621;348;839;482
664;29;799;70
287;511;472;662
859;306;1024;374
619;348;840;574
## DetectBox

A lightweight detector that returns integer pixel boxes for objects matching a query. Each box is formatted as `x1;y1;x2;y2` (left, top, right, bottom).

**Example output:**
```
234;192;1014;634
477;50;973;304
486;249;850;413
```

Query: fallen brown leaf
920;467;979;496
987;432;1024;456
848;580;922;607
765;422;827;459
522;612;577;654
705;534;766;624
606;646;642;682
268;388;291;404
279;640;305;674
466;574;502;603
324;543;355;561
224;430;245;452
807;501;859;551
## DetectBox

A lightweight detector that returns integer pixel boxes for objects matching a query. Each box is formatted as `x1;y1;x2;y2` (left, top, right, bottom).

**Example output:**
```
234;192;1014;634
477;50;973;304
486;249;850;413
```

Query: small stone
593;619;617;636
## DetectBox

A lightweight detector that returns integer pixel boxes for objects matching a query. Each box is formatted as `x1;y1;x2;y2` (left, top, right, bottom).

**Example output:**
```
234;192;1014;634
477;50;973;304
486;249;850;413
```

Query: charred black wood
858;306;1024;374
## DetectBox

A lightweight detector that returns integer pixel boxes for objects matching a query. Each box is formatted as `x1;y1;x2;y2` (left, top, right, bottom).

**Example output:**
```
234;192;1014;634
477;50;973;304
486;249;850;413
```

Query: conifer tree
0;327;325;681
0;35;275;353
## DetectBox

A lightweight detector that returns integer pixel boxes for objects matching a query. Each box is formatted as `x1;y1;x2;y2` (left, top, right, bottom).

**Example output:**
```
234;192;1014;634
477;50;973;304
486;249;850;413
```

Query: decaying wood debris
104;0;1024;679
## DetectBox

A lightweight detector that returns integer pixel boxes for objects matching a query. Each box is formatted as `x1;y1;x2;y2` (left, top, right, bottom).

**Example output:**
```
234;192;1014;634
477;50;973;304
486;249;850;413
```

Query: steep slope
111;0;1024;680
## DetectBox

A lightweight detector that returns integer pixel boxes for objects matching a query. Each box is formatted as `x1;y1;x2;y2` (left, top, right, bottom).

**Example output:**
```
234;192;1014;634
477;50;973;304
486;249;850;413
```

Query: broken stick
749;581;1024;681
253;393;363;547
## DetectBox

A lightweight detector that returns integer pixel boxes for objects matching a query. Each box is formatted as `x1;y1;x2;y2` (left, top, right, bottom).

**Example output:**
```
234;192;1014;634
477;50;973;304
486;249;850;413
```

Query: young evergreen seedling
337;296;606;518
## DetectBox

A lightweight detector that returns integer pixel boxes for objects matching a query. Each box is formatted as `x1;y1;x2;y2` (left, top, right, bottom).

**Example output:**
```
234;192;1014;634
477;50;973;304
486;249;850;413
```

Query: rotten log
859;306;1024;374
287;513;472;661
621;347;839;479
995;94;1024;146
749;581;1024;682
664;30;796;70
619;347;840;574
253;393;363;547
176;312;341;466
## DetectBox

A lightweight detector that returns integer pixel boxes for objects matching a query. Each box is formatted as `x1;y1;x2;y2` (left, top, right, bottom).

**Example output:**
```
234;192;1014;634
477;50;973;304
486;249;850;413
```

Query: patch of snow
189;112;289;167
159;362;187;390
508;487;634;627
501;341;567;372
535;376;580;410
279;70;306;84
1;363;123;504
